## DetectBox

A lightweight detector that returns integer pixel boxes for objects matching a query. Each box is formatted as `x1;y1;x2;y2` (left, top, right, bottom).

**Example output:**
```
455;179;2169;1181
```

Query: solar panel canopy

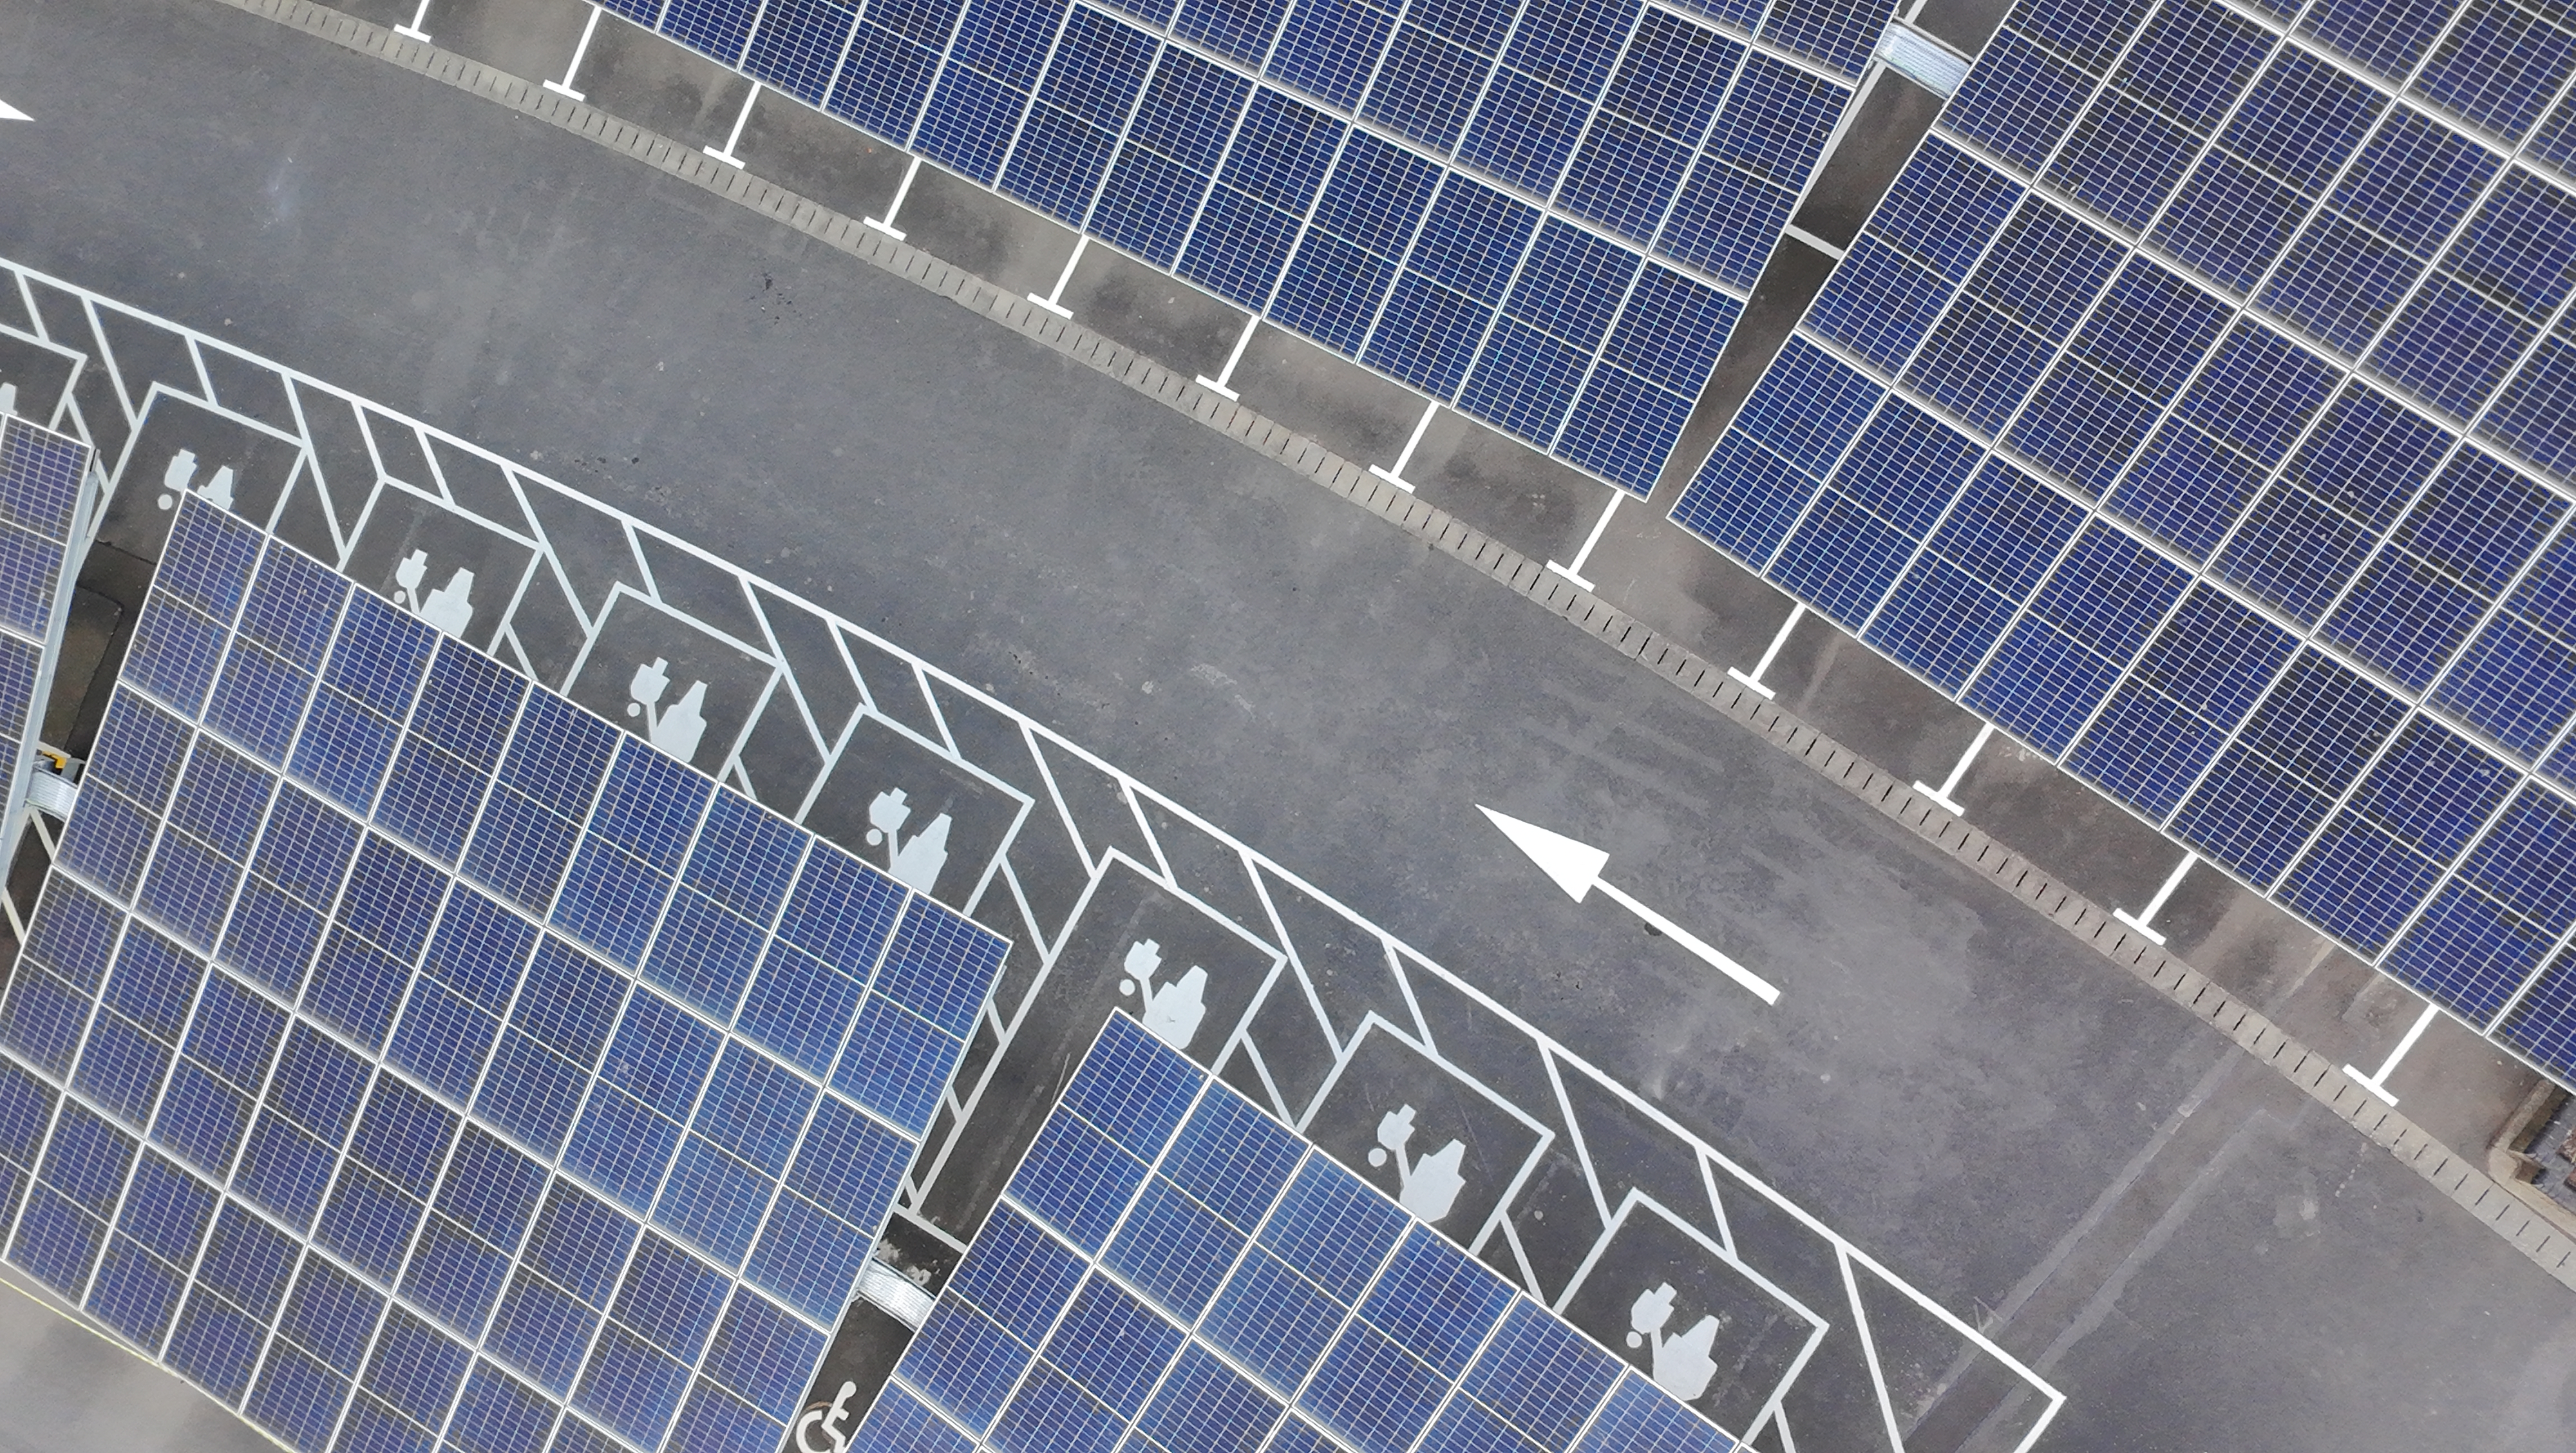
856;1012;1735;1453
1674;0;2576;1080
0;415;94;844
0;499;1011;1453
602;0;1902;492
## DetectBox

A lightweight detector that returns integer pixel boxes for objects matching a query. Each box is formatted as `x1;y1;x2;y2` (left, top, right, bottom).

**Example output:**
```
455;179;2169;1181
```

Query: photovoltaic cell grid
0;499;1011;1453
598;0;1891;493
857;1013;1732;1453
0;415;92;842
1672;0;2576;1082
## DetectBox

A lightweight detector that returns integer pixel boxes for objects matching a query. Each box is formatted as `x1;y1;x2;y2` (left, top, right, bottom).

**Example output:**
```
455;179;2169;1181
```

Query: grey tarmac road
0;0;2570;1448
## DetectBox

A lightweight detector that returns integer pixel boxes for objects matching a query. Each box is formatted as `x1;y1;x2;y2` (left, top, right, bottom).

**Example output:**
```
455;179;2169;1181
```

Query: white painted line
393;0;434;40
1839;1248;1915;1453
1368;399;1438;493
8;251;2072;1424
703;82;761;167
2113;850;2197;945
1027;235;1088;318
1547;487;1624;591
544;4;604;100
2110;912;2165;945
1195;314;1259;399
1782;223;1846;259
1912;720;1995;817
2343;1000;2441;1106
1481;806;1781;1005
0;100;28;122
866;155;922;240
1728;602;1806;699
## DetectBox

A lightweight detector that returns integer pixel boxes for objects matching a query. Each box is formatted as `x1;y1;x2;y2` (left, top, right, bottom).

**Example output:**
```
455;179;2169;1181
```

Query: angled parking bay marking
0;328;82;432
97;387;301;565
563;587;775;774
1557;1190;1829;1441
8;254;2064;1450
348;482;538;651
1302;1014;1554;1257
1481;804;1783;1005
803;715;1031;911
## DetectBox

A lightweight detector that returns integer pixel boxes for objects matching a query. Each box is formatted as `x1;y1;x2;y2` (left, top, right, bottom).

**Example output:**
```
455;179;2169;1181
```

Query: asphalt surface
0;0;2571;1449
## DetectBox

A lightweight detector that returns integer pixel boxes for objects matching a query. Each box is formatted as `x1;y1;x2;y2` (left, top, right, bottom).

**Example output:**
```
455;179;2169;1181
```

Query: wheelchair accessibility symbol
795;1379;858;1453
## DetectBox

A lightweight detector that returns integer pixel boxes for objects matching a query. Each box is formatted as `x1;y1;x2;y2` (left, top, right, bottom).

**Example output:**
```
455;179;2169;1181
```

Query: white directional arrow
0;100;27;122
1481;806;1781;1005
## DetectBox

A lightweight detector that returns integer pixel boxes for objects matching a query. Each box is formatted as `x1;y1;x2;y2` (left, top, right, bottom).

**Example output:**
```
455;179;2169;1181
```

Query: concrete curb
203;0;2576;1295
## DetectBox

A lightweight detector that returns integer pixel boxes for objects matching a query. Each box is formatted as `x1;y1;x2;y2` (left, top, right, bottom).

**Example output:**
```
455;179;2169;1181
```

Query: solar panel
855;1012;1735;1453
1672;0;2576;1076
0;414;95;854
0;497;1012;1453
598;0;1895;493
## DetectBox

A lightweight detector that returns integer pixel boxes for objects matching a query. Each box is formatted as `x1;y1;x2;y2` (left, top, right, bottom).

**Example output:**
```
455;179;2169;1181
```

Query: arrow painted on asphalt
0;100;27;122
1480;806;1781;1005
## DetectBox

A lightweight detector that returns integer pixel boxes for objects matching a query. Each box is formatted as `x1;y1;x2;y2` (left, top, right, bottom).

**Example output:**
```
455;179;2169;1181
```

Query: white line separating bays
2344;1000;2443;1108
0;272;2063;1453
189;0;2576;1295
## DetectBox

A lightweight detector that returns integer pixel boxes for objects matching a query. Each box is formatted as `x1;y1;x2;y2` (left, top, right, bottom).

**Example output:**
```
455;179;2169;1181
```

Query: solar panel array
0;415;92;841
1672;0;2576;1079
600;0;1895;491
858;1013;1734;1453
0;499;1010;1453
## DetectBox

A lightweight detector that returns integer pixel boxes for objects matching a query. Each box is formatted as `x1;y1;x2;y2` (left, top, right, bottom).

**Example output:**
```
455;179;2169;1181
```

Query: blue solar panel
620;0;1875;494
1673;0;2576;1087
0;499;1012;1452
858;1013;1737;1452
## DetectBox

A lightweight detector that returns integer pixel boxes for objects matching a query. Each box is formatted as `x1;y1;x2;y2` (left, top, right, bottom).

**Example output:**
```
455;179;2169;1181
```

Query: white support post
2113;851;2198;945
1547;488;1624;591
704;83;761;167
867;156;923;240
1912;721;1996;816
1197;315;1259;400
1028;236;1090;318
1727;603;1807;699
545;5;605;100
2343;1001;2442;1106
394;0;434;40
1369;401;1439;493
